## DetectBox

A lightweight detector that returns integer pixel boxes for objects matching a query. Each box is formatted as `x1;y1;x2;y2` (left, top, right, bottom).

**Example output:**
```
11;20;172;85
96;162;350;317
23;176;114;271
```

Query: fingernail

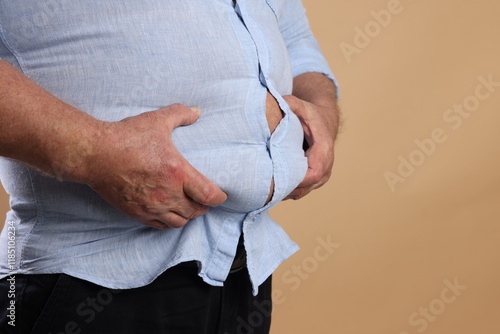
190;107;201;114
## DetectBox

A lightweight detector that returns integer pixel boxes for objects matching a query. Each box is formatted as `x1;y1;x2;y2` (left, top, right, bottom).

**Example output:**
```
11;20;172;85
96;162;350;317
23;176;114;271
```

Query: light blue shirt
0;0;335;294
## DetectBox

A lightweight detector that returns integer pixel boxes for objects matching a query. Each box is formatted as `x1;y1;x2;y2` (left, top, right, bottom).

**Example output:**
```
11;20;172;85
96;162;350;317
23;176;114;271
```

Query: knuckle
293;189;308;200
169;103;184;111
321;170;332;183
200;187;218;204
309;169;323;184
164;159;185;178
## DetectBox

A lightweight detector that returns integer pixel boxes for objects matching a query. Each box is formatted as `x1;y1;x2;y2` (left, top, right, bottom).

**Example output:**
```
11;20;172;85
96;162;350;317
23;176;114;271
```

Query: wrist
50;116;108;184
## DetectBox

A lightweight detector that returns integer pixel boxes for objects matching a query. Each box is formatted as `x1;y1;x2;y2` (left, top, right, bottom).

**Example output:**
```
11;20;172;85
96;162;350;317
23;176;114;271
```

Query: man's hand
284;73;340;200
85;105;227;229
1;61;226;230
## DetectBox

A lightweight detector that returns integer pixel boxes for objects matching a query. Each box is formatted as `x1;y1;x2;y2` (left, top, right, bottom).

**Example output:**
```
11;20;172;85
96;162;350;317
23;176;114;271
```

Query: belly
264;92;284;204
172;88;306;213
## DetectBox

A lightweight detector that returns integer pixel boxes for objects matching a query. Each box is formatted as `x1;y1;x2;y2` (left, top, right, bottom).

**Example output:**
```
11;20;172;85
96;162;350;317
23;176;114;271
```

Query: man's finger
146;219;170;230
183;166;227;207
297;143;326;187
171;199;210;220
283;95;310;121
285;186;312;200
283;95;301;112
157;104;202;130
297;168;319;189
156;212;189;229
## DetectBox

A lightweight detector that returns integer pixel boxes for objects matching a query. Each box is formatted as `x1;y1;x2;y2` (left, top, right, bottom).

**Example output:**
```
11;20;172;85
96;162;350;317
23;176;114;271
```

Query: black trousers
0;264;272;334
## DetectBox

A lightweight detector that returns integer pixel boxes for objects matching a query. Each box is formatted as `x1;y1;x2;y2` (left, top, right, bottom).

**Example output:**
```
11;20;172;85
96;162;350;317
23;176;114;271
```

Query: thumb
283;95;300;112
183;164;228;207
283;95;308;121
157;104;202;130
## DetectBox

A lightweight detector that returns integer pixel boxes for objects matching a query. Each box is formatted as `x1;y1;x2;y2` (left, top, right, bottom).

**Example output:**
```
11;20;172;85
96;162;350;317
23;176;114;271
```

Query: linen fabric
0;0;335;294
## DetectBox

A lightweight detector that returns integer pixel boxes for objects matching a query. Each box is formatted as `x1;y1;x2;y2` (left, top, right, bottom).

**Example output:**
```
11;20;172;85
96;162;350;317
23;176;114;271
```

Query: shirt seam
19;169;45;270
0;20;27;72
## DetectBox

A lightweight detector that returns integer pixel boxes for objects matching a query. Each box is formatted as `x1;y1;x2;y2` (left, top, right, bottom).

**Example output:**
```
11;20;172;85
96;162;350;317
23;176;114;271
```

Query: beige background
2;0;500;333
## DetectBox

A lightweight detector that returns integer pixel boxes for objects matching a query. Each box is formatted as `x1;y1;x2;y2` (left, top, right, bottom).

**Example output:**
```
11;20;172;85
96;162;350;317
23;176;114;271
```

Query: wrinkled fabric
0;0;335;294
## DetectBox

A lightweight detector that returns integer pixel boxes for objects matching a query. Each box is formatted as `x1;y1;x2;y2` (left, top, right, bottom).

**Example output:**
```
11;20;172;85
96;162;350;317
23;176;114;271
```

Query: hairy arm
284;72;340;199
0;60;226;228
0;61;100;179
275;0;341;199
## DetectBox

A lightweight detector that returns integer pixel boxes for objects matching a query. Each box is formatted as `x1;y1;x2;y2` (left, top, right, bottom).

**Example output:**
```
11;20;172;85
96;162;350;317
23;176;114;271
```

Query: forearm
282;72;340;199
0;60;102;182
0;60;227;227
292;72;340;140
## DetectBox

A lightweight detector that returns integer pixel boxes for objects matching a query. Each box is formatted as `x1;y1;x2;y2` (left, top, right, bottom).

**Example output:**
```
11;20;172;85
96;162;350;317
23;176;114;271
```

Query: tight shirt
0;0;335;294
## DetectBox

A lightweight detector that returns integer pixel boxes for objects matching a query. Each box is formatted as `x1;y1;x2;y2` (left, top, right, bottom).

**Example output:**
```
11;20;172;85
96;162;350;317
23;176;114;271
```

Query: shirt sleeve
275;0;339;93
